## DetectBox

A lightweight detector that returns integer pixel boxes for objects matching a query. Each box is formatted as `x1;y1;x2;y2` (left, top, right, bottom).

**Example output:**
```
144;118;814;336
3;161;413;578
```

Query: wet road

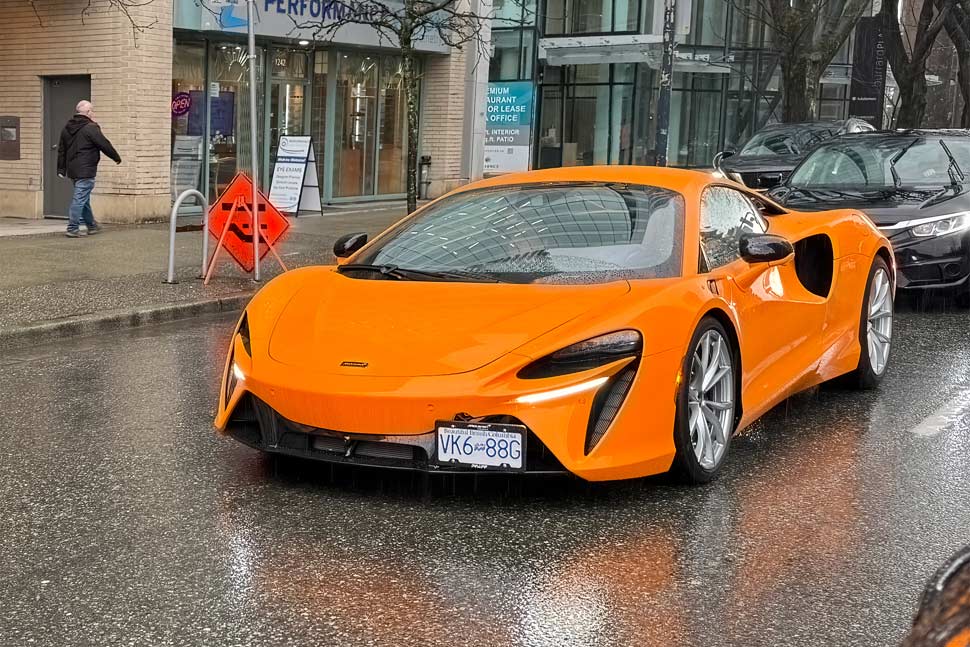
1;305;969;646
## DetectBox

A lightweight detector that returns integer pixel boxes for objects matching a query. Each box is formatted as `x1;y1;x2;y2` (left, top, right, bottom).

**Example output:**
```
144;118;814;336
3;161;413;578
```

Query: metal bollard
165;189;208;285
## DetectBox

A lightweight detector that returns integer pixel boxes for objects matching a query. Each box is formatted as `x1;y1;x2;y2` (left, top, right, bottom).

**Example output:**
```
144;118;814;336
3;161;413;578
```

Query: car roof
834;128;970;139
458;165;718;195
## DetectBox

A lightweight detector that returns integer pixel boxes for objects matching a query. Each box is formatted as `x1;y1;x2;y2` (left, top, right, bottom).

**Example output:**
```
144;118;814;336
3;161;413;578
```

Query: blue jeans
68;178;97;232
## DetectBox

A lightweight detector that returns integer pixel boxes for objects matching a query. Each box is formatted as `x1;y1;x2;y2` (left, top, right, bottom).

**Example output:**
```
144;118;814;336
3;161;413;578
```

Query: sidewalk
0;203;407;347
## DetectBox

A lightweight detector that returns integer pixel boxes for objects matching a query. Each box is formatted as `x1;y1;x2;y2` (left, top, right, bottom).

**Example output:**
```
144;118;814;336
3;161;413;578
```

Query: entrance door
268;80;307;164
43;76;91;218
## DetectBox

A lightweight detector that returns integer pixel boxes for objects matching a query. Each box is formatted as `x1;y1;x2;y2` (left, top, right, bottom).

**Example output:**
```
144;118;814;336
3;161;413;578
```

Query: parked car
216;166;893;484
714;119;876;190
770;130;970;304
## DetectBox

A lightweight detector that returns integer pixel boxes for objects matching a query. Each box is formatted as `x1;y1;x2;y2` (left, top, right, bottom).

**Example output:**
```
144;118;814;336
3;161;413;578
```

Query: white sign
268;136;320;214
170;135;203;202
209;82;221;98
484;82;533;174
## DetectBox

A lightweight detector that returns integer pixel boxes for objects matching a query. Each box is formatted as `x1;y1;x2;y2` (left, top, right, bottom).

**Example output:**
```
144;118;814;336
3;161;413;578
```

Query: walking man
57;100;122;238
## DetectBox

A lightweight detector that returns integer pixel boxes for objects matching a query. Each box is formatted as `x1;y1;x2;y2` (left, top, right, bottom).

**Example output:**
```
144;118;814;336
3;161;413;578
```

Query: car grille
224;395;567;474
585;364;638;454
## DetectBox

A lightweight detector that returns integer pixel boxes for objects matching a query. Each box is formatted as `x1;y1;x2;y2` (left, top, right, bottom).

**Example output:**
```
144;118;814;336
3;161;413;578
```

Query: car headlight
909;212;970;237
518;330;642;379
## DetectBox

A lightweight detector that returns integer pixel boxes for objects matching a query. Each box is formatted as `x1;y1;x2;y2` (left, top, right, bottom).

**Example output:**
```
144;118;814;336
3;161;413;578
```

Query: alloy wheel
687;330;735;470
867;268;893;375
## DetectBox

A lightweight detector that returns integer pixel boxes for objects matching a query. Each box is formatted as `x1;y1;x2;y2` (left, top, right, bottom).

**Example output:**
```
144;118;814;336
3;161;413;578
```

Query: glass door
333;53;379;197
268;48;309;171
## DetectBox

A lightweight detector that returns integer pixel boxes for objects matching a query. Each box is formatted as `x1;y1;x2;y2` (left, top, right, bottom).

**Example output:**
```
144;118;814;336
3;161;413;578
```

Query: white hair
75;100;93;115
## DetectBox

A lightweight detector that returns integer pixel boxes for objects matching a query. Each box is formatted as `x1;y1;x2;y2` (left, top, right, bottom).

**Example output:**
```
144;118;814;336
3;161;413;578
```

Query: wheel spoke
692;405;707;463
706;399;732;411
872;328;890;344
702;405;726;445
870;309;892;321
702;365;731;393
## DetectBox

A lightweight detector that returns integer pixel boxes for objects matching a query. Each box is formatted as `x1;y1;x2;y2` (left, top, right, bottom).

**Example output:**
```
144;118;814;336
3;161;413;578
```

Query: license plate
435;421;526;471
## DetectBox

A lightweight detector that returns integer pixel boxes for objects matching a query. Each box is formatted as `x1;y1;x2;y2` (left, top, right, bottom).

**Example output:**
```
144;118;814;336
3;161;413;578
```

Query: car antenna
939;138;966;188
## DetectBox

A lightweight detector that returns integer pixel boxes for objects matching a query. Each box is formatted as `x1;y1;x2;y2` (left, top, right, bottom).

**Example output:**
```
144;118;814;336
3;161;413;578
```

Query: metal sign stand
247;0;261;282
203;195;287;285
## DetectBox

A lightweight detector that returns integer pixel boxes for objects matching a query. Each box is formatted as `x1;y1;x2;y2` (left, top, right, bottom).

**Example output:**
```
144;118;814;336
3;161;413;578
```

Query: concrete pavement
0;204;407;346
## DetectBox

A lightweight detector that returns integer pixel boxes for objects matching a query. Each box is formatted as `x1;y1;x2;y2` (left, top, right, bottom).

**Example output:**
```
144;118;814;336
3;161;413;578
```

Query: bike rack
165;189;209;285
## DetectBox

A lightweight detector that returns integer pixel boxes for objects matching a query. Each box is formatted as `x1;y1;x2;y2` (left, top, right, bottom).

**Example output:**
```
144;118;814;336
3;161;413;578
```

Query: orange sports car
216;167;895;483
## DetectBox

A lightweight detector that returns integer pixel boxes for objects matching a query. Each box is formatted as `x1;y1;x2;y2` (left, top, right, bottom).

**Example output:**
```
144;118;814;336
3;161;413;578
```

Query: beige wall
0;0;172;221
421;44;481;199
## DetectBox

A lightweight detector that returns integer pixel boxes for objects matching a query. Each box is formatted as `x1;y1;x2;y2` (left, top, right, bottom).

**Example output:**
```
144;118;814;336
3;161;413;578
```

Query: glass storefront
171;35;420;207
507;0;872;171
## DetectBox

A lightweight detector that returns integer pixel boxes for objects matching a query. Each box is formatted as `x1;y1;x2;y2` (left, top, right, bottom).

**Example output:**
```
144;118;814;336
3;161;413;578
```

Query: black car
770;130;970;303
714;119;875;190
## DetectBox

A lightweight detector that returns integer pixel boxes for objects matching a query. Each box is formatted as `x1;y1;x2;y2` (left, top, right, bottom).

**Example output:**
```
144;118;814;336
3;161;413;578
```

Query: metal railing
165;189;209;285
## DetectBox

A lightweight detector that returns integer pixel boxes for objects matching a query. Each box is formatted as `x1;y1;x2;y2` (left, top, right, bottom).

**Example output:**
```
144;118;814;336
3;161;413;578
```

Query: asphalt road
1;303;969;646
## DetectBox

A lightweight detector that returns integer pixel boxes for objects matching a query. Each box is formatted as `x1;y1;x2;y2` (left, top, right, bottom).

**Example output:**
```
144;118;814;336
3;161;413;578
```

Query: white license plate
436;422;525;470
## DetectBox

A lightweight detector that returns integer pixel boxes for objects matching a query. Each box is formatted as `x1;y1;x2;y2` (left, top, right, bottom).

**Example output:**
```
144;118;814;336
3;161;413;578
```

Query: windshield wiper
337;263;500;283
939;138;966;188
889;138;921;188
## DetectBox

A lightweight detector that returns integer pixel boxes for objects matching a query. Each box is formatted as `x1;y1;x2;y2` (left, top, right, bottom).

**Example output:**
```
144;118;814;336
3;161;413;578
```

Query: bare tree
940;0;970;126
293;0;502;213
731;0;870;121
879;0;952;128
26;0;158;39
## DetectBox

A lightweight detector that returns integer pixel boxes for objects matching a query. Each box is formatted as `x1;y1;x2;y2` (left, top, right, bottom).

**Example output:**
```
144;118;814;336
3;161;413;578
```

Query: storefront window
377;56;407;195
537;63;636;168
545;0;639;34
333;53;379;197
171;41;206;203
208;43;265;201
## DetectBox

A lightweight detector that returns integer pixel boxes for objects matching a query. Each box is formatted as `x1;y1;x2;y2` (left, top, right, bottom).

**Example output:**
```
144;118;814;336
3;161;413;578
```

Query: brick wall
420;42;478;197
0;0;172;221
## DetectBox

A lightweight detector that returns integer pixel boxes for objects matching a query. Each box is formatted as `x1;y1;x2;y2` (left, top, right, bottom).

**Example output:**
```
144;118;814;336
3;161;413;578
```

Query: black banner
849;17;888;128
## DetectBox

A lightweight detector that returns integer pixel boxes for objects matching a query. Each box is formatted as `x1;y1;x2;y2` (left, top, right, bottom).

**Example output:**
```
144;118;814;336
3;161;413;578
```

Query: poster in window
484;81;534;174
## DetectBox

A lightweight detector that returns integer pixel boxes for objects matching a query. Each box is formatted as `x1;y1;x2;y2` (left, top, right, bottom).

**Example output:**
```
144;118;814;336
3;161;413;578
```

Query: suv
714;118;875;190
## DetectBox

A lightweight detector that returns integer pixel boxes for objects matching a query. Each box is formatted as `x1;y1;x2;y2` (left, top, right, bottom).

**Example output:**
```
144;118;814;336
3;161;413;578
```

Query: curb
0;294;252;349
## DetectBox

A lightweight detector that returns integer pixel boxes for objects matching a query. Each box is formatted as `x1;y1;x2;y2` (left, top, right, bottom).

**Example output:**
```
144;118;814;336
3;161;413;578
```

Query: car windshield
789;135;970;189
353;183;685;284
739;125;837;157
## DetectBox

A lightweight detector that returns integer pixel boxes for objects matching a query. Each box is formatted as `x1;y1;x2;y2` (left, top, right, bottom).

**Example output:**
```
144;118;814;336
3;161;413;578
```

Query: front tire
845;256;894;390
672;317;738;484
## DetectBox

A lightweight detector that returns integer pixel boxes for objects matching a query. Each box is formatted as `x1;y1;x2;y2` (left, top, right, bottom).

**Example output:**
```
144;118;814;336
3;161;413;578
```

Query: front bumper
217;335;682;481
226;393;568;474
884;229;970;291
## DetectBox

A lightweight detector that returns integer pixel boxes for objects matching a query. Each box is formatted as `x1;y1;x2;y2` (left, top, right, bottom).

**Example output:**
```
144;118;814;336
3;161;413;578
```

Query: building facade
0;0;485;220
487;0;878;172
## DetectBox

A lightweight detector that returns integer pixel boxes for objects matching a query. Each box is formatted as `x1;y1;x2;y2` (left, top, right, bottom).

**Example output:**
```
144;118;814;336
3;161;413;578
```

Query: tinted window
790;136;970;189
739;125;837;157
356;184;685;284
700;187;767;271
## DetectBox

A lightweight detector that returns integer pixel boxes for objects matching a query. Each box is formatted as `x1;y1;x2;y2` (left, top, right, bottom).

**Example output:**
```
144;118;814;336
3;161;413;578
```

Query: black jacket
57;115;121;180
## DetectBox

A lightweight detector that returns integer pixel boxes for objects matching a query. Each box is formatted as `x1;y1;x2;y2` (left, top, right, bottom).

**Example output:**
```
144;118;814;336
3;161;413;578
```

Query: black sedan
714;119;875;190
770;130;970;304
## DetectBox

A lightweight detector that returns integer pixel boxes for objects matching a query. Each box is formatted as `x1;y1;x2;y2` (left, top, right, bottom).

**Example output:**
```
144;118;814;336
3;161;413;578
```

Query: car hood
777;187;969;226
267;272;632;377
722;154;802;174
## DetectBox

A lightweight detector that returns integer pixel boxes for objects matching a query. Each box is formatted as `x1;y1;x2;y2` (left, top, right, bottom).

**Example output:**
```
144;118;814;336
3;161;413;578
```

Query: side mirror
712;150;736;172
333;232;368;259
739;233;794;265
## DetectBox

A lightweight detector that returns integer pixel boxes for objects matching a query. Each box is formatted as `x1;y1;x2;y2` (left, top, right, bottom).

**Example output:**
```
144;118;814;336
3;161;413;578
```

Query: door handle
51;144;58;150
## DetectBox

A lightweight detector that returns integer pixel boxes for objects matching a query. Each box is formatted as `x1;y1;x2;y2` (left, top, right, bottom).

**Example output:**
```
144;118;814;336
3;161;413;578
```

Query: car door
699;186;828;418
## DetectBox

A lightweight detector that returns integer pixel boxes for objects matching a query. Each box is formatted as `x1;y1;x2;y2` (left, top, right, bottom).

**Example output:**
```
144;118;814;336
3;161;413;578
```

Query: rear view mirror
739;233;794;265
333;232;368;259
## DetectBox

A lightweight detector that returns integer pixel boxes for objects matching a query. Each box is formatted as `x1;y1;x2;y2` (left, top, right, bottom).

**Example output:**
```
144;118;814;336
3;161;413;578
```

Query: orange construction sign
207;173;290;273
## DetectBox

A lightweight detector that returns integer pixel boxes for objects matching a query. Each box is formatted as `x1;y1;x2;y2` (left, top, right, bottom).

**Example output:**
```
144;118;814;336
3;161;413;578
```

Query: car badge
340;361;369;368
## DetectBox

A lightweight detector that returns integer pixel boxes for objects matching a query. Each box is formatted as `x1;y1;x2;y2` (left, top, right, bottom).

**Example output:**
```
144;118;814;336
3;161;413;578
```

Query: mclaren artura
216;167;895;483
